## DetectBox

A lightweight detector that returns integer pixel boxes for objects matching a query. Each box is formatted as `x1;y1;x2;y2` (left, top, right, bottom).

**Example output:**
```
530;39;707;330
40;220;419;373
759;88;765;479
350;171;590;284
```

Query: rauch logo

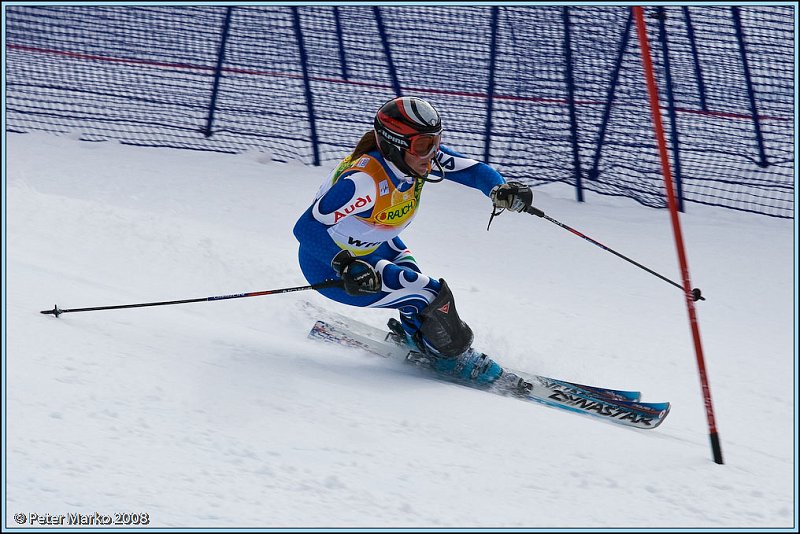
376;199;416;225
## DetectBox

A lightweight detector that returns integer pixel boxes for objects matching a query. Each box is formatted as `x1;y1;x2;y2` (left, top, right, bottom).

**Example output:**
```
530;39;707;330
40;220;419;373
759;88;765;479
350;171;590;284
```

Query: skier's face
403;150;432;177
402;131;440;178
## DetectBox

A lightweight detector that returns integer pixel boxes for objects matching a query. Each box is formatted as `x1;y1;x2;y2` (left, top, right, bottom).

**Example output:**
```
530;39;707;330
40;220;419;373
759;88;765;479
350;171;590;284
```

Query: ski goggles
407;132;442;159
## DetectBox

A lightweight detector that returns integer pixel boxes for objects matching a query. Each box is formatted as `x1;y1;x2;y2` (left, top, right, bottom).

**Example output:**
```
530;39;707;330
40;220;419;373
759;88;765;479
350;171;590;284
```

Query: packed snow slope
5;132;796;529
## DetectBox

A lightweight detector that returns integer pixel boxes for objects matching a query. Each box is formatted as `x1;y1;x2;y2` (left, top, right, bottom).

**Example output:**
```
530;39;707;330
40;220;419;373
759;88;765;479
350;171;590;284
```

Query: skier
293;96;533;390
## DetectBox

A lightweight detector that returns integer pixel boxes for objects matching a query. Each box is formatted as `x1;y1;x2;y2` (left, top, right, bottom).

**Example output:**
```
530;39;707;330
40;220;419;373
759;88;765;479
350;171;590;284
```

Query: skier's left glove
331;250;382;296
490;181;534;213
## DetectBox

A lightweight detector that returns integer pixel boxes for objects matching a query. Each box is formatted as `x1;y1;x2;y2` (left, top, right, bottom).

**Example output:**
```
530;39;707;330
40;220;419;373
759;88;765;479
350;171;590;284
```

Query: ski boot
431;347;504;385
387;279;531;390
388;317;508;385
386;317;411;346
387;317;433;366
388;317;531;393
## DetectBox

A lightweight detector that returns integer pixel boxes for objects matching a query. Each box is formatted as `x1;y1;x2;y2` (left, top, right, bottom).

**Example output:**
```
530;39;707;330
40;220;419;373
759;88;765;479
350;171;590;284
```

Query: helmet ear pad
375;133;401;165
377;136;420;178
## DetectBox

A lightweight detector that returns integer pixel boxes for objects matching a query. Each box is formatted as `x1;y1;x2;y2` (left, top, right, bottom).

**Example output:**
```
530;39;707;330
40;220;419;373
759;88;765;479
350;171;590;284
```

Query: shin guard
418;279;473;358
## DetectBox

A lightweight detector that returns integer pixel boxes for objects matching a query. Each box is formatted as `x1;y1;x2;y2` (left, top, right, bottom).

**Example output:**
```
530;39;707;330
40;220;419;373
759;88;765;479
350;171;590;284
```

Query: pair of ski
304;304;670;429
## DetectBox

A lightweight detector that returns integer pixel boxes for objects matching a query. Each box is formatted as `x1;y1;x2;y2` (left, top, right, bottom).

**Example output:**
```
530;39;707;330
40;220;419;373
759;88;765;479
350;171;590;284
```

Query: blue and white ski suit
293;145;506;338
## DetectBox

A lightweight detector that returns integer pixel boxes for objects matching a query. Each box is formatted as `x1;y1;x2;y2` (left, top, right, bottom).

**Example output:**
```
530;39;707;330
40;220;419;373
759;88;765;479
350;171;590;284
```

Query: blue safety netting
5;5;795;218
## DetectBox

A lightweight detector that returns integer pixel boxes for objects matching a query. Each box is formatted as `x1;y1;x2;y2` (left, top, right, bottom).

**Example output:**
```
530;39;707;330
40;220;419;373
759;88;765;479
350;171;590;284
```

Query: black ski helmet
374;96;442;178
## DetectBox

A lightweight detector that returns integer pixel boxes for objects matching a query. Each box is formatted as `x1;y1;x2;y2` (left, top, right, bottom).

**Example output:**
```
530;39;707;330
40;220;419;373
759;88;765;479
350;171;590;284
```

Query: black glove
331;250;382;296
490;181;534;213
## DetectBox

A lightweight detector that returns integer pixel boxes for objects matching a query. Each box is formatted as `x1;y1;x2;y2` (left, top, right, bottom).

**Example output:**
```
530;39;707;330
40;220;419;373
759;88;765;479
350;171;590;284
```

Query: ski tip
641;402;671;429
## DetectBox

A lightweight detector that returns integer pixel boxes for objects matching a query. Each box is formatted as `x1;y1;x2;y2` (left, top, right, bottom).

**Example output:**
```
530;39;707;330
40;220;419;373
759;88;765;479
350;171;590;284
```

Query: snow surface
4;132;797;530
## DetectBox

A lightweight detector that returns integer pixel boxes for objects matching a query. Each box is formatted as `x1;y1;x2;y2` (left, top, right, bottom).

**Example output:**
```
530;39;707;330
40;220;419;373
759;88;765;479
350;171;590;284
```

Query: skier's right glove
331;250;382;296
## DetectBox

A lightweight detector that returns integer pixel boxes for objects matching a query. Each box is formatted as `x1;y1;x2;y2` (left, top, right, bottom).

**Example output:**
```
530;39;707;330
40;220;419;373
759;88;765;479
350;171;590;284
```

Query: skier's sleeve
431;144;506;196
293;172;377;262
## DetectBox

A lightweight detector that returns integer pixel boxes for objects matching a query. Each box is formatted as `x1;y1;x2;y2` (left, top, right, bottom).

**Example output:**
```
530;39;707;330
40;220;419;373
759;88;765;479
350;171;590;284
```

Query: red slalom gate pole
633;6;723;464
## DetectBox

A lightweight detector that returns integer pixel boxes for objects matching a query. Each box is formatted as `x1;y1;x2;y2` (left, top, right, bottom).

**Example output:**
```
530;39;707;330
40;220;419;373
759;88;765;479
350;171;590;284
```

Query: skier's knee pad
418;279;473;358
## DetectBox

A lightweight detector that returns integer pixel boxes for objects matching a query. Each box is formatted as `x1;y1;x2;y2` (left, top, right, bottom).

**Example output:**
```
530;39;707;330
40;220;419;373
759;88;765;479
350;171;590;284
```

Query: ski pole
526;206;704;301
40;279;345;318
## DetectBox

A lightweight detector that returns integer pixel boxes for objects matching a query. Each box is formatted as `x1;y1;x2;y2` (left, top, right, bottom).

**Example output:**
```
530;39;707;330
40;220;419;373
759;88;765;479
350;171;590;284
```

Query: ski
300;302;642;403
542;377;641;403
308;319;670;429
